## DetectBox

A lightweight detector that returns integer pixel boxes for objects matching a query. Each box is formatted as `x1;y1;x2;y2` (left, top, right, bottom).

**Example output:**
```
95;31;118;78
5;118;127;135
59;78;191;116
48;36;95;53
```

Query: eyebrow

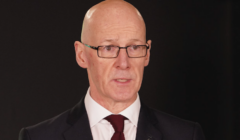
100;38;143;44
129;39;143;43
130;39;141;41
100;39;117;43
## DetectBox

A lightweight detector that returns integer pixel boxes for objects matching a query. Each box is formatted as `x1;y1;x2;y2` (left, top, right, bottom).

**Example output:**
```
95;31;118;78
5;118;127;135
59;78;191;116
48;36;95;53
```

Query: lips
114;78;131;83
116;79;128;82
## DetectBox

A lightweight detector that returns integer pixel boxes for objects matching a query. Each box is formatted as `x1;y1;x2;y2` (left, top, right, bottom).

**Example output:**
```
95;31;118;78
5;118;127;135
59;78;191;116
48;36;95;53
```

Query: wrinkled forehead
81;0;146;44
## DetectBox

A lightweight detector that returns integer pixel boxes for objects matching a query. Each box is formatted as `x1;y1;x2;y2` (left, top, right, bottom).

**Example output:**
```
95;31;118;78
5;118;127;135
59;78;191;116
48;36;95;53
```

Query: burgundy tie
105;115;126;140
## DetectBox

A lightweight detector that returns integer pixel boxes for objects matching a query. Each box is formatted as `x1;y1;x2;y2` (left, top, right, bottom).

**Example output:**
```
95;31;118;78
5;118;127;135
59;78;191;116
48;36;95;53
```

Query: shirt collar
84;87;141;127
119;94;140;127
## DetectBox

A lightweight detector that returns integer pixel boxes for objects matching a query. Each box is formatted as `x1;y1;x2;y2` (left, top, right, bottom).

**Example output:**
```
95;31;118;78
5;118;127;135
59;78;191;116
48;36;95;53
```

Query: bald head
81;0;146;44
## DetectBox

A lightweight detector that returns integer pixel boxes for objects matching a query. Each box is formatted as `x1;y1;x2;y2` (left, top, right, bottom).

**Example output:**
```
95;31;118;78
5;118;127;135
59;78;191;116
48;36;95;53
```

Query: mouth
116;79;128;82
114;79;131;84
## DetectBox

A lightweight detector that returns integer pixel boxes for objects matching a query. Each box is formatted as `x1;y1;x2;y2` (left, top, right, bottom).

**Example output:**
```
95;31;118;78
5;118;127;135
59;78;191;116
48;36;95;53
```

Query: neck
90;92;137;114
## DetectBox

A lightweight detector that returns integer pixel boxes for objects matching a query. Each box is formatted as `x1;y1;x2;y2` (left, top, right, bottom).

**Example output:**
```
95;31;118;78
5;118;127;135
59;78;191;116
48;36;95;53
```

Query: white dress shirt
84;88;141;140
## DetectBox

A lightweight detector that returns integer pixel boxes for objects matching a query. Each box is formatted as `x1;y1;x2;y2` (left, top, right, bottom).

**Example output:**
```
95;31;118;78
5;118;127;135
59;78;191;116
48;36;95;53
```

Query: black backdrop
1;0;239;140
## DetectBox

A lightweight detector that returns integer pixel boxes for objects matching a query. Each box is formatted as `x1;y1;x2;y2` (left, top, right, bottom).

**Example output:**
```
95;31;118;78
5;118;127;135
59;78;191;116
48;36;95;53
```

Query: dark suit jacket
19;98;205;140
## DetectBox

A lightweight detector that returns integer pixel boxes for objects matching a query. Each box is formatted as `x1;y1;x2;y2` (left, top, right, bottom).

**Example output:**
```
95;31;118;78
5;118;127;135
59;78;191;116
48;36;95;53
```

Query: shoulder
19;110;71;140
149;108;205;140
19;98;87;140
150;108;196;128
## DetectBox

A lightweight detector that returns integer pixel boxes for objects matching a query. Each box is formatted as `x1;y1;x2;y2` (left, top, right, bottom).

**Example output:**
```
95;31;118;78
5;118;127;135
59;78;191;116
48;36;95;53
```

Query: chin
110;88;137;102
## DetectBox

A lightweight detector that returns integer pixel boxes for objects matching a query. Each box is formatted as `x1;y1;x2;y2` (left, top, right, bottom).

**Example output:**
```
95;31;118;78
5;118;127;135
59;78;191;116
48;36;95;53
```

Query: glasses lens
127;45;147;57
98;45;119;58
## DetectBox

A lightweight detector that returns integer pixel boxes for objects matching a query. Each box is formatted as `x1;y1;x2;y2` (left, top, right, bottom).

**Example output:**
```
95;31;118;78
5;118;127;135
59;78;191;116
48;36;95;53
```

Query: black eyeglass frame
83;43;150;58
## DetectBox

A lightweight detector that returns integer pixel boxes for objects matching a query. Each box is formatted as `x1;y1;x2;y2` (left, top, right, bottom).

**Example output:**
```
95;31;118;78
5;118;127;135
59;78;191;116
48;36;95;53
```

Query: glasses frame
83;43;150;58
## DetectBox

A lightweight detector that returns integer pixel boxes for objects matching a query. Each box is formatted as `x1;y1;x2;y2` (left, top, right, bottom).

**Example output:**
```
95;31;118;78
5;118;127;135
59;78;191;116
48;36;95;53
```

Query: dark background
1;0;239;140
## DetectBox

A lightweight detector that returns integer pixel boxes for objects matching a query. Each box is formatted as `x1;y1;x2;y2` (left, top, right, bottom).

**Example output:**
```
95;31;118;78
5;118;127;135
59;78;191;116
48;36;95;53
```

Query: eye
103;45;114;51
130;45;140;50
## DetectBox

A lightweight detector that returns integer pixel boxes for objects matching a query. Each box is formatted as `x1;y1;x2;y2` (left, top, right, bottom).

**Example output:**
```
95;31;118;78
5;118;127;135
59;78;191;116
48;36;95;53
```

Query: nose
114;48;130;69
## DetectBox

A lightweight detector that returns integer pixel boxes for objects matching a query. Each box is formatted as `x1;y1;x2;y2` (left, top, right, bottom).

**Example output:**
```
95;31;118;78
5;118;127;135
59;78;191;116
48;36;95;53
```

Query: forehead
89;17;145;44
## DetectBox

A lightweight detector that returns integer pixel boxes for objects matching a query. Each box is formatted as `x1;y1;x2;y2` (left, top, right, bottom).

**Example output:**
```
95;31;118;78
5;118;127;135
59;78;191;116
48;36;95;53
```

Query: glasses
83;43;149;58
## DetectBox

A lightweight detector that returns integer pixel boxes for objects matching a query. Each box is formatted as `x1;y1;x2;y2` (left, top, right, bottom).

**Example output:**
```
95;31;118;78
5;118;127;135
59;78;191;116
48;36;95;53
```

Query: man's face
76;2;151;105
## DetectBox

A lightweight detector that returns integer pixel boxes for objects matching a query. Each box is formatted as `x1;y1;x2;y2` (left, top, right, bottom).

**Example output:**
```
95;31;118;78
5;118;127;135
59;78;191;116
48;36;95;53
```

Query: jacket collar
64;98;93;140
64;97;162;140
136;101;163;140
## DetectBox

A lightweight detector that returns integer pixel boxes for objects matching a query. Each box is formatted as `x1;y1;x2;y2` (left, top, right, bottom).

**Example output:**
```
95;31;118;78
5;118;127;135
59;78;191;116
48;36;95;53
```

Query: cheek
90;60;111;84
87;54;101;82
89;53;93;57
133;61;145;81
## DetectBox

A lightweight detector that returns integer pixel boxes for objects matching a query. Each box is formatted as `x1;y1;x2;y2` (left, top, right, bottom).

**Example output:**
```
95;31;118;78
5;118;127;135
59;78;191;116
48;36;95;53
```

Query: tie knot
105;115;126;132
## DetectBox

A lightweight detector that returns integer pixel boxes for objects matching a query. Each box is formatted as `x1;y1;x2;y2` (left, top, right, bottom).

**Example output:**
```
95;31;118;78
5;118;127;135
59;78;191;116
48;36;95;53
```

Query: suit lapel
62;98;162;140
136;102;162;140
63;98;93;140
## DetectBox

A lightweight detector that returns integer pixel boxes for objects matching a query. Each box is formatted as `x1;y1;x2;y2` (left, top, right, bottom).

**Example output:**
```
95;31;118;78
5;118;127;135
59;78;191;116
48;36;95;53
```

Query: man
19;0;206;140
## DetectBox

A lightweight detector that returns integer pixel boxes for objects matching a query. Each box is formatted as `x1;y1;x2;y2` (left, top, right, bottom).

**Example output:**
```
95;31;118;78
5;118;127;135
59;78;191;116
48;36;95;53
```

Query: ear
74;41;88;68
144;40;151;66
